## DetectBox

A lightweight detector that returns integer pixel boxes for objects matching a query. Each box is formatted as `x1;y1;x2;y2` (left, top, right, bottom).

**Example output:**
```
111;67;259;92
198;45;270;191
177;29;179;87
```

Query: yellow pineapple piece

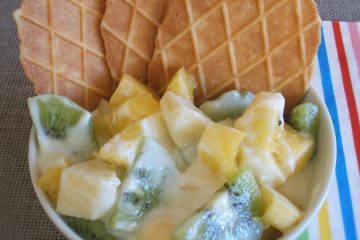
235;92;285;151
93;114;116;144
100;112;180;171
234;92;287;187
237;146;286;187
274;124;315;177
128;112;177;151
121;123;143;141
109;74;158;109
99;131;143;171
160;91;212;148
198;123;245;180
92;99;112;117
112;95;160;133
166;67;196;102
261;185;302;233
37;157;70;203
56;160;120;220
92;99;115;145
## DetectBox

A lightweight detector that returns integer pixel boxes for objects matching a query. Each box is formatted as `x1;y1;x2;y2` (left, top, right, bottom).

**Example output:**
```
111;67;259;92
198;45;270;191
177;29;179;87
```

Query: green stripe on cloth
297;229;309;240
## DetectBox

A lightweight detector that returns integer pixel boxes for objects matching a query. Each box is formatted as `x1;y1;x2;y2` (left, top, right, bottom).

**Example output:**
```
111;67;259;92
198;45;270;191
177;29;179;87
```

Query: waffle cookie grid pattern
148;0;321;110
100;0;169;83
14;0;113;111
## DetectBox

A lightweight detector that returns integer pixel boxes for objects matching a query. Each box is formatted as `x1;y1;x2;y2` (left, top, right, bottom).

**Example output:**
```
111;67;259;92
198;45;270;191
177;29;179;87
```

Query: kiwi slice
199;90;254;122
287;103;320;140
62;216;117;240
109;138;179;235
28;95;98;164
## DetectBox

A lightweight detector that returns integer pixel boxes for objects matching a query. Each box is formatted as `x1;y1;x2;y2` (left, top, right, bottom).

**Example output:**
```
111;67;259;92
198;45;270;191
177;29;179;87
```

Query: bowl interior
28;85;336;240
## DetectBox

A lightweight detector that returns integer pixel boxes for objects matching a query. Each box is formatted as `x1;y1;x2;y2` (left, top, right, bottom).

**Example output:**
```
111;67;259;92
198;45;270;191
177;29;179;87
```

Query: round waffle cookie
148;0;321;111
14;0;113;111
100;0;170;83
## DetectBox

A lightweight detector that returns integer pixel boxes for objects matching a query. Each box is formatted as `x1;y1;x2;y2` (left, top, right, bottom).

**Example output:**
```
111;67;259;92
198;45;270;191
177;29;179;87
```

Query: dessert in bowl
28;71;335;239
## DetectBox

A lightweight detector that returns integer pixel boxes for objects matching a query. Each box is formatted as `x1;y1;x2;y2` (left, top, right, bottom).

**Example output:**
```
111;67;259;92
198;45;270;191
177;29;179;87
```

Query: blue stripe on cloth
318;26;357;240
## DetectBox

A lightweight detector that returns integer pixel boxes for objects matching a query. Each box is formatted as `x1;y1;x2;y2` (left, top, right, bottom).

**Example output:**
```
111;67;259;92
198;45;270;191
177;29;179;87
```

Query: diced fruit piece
37;157;70;203
235;92;285;151
92;99;114;145
115;112;187;172
109;137;180;235
171;148;189;172
129;113;189;172
62;216;117;240
166;67;196;102
99;132;143;171
274;124;315;177
109;74;158;109
93;114;116;145
93;99;112;117
28;95;98;174
160;91;212;148
288;103;320;140
175;169;264;240
198;123;245;180
56;160;120;220
237;146;286;187
234;92;286;187
200;90;254;122
112;95;160;133
260;185;302;233
131;112;177;152
227;168;265;217
178;143;198;169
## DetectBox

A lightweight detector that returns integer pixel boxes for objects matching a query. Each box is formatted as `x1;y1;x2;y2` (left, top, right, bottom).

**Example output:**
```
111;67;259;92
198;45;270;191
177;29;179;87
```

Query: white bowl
28;85;336;240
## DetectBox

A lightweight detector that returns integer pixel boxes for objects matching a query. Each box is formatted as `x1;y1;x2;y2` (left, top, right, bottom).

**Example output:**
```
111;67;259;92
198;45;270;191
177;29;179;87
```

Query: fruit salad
29;68;320;240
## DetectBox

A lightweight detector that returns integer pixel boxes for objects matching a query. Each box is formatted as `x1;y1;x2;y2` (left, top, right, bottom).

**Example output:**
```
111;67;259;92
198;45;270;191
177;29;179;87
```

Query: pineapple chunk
93;114;116;144
56;160;121;220
92;99;112;117
237;145;286;187
37;157;70;203
160;91;212;148
92;100;114;144
166;67;196;102
112;95;160;133
235;92;287;187
99;132;143;171
109;74;158;109
132;112;177;151
100;112;182;171
235;92;285;151
198;123;245;179
38;166;63;203
261;185;302;233
274;124;315;177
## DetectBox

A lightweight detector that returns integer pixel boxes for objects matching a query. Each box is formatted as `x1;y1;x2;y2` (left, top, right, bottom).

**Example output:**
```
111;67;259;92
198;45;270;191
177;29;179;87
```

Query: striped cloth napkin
296;22;360;240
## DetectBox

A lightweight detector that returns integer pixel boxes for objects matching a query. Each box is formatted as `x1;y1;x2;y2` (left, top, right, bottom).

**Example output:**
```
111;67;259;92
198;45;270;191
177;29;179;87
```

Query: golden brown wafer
100;0;170;83
148;0;321;111
14;0;113;111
